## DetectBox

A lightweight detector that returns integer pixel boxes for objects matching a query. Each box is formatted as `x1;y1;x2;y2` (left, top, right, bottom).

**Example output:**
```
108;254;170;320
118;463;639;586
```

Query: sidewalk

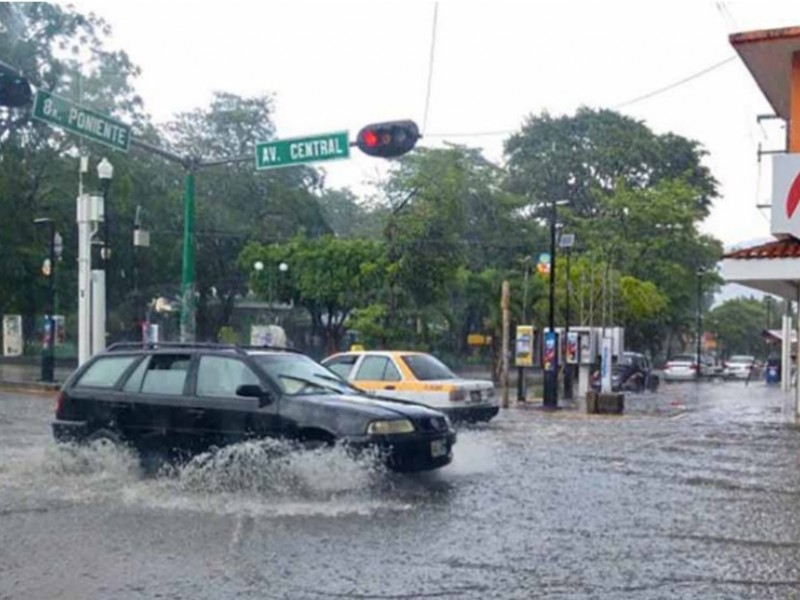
0;363;70;393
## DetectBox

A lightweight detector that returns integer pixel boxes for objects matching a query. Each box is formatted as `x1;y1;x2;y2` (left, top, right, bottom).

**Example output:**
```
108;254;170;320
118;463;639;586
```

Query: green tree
0;3;147;344
504;107;718;218
318;188;389;240
380;145;538;350
706;297;769;359
240;236;386;353
161;92;332;339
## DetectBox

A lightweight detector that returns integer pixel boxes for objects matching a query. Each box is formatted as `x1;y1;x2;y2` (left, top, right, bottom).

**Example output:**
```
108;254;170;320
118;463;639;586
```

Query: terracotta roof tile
724;238;800;259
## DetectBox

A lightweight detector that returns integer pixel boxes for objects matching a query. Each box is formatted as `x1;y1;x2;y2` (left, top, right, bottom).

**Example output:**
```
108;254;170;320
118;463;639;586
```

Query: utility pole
501;280;510;409
180;166;197;342
543;197;559;409
518;257;531;402
696;268;704;378
76;194;98;365
560;233;576;400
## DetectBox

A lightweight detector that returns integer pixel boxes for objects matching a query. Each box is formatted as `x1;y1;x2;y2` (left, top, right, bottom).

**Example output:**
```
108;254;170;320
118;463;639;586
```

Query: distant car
699;355;722;378
591;351;659;392
322;351;499;423
52;344;456;473
723;355;758;380
662;354;699;382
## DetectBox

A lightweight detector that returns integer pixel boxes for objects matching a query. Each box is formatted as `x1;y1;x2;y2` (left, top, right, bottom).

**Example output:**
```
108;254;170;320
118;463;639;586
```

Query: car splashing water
0;437;424;518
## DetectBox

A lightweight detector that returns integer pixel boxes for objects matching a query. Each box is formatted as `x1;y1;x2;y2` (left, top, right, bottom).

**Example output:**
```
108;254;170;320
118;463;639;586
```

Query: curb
0;380;61;395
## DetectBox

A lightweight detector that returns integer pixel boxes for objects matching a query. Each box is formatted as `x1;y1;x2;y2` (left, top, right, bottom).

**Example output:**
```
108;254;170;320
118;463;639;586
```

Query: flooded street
3;382;800;599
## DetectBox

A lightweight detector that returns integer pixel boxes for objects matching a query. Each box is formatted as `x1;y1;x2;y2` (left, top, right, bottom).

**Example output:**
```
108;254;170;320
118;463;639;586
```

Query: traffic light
356;120;420;158
0;61;32;108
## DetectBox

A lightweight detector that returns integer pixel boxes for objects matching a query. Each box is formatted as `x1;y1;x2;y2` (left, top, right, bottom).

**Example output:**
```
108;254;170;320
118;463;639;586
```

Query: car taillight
449;389;466;402
691;364;698;372
55;391;65;419
665;362;674;370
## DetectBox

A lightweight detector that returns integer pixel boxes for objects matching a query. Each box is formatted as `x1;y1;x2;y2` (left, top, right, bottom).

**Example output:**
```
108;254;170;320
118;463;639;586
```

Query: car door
192;354;281;443
352;355;404;399
130;353;196;439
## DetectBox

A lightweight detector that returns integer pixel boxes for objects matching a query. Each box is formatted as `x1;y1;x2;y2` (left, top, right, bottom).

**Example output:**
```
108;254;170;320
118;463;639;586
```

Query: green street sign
32;90;131;152
256;131;349;170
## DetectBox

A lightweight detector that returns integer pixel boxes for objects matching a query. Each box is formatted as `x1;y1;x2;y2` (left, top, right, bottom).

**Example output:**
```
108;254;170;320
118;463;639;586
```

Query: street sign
32;90;131;152
255;131;349;170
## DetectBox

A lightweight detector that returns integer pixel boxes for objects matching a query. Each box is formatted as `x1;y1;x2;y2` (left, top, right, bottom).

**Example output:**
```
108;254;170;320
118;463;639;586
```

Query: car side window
140;354;191;396
355;356;390;381
76;356;138;388
384;359;402;382
326;355;358;379
197;356;260;398
122;356;150;392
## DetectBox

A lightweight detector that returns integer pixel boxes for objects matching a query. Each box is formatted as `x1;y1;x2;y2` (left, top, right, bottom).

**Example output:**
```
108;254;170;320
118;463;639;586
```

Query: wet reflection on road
2;382;800;599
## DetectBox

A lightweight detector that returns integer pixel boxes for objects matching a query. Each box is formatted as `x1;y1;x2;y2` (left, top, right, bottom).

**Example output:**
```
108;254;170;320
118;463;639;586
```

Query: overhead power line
612;56;737;110
425;55;739;140
422;2;439;134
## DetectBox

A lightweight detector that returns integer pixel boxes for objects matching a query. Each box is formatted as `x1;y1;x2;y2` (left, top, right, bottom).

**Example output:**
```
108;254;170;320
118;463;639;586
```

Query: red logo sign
786;172;800;219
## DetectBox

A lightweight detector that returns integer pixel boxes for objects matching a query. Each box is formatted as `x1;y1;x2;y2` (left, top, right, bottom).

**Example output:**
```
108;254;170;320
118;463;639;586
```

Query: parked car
52;343;456;472
662;354;700;382
723;355;759;380
322;351;499;423
591;351;659;392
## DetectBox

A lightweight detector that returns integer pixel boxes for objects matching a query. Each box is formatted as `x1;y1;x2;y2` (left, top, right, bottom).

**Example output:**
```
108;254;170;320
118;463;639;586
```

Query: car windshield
401;354;456;381
729;356;755;364
250;353;354;396
619;354;639;366
671;355;695;363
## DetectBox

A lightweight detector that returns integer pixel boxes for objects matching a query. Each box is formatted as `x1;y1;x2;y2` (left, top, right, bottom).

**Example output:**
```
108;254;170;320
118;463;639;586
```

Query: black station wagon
52;343;456;472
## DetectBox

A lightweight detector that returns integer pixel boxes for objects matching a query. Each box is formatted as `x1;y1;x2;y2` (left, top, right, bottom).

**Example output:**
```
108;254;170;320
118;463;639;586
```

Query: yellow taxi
322;351;498;422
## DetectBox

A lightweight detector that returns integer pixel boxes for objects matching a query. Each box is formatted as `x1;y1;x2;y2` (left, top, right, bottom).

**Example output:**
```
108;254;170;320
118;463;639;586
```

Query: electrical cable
425;56;739;139
422;2;439;134
612;56;737;110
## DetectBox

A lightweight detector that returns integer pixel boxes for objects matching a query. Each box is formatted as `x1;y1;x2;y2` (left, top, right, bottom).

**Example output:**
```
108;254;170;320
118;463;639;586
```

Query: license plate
431;439;448;458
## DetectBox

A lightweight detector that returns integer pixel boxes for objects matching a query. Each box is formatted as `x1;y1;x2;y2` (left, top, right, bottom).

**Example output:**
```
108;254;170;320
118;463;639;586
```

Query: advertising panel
515;325;534;367
543;330;558;373
565;331;579;364
3;315;23;356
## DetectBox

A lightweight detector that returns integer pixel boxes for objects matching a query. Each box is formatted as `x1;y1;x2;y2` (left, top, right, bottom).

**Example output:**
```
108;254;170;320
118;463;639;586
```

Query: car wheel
87;427;124;450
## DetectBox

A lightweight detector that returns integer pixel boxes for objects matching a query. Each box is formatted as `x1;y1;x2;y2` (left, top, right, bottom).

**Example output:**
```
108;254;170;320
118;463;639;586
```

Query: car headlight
367;419;415;435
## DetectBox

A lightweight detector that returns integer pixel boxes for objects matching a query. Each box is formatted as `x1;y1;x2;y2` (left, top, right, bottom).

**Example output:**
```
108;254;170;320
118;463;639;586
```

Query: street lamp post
33;218;57;382
93;158;113;355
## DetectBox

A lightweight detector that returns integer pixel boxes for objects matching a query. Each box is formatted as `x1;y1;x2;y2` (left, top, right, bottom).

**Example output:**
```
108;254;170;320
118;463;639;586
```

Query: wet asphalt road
3;382;800;599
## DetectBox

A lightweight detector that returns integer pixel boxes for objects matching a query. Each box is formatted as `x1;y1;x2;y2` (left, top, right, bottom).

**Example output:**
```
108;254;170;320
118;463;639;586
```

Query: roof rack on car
239;344;303;354
105;342;248;355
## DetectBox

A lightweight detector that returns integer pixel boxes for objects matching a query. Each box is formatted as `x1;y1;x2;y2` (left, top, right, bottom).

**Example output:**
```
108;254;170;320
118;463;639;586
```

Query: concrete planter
586;390;624;415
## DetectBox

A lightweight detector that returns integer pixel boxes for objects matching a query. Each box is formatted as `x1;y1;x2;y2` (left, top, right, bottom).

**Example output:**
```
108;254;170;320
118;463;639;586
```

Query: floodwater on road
2;381;800;599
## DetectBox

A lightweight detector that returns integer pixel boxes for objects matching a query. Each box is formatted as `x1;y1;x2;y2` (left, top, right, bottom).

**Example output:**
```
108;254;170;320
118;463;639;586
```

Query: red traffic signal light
0;62;32;108
356;120;420;158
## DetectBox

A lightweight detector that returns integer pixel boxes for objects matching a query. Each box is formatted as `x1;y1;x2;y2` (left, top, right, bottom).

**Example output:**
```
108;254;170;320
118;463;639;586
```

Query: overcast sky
72;0;800;251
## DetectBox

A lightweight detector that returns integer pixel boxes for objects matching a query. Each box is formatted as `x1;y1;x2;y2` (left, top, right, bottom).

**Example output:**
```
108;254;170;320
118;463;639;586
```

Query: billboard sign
771;154;800;238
